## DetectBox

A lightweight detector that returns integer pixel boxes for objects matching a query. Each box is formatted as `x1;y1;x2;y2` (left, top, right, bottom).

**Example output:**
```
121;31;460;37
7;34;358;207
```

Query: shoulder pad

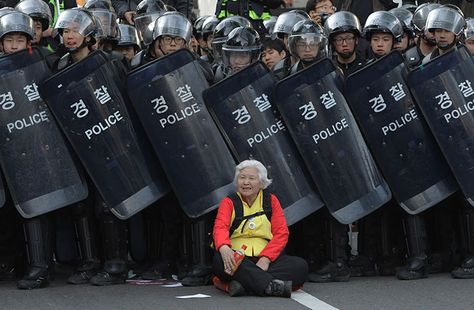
404;46;421;67
57;53;71;71
130;50;144;69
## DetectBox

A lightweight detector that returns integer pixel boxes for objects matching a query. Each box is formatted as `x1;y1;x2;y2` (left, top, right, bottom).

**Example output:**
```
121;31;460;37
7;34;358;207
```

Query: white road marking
291;290;339;310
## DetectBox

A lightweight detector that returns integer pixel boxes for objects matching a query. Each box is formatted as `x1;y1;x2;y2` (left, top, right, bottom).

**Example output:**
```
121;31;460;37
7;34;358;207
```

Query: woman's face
237;166;262;199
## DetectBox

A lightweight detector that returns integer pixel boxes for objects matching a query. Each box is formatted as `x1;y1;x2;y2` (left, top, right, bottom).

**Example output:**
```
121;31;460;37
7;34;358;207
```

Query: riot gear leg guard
308;210;350;282
67;200;101;285
181;216;213;286
452;199;474;279
90;200;128;286
397;214;428;280
17;215;53;289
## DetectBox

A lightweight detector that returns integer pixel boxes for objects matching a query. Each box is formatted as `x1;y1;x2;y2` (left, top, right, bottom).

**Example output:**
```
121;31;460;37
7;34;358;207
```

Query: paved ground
0;271;473;310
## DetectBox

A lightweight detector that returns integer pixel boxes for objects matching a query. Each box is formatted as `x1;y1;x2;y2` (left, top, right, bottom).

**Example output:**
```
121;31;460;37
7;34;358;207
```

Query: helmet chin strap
67;37;90;54
437;38;457;51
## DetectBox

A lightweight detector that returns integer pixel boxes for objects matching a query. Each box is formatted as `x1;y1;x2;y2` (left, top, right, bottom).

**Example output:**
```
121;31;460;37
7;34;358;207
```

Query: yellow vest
230;190;273;257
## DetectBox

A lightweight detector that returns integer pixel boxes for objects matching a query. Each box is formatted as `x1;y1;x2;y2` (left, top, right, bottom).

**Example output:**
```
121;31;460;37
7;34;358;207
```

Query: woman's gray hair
234;159;273;189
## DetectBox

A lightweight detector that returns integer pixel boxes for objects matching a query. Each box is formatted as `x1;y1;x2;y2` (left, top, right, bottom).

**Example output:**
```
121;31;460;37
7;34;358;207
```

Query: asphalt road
0;271;473;310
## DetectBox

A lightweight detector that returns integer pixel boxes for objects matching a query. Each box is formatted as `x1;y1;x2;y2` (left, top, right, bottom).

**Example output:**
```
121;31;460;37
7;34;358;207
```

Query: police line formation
0;0;473;292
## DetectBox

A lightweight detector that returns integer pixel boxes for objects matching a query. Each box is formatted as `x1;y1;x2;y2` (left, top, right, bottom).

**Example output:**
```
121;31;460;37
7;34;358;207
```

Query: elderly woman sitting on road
212;159;308;297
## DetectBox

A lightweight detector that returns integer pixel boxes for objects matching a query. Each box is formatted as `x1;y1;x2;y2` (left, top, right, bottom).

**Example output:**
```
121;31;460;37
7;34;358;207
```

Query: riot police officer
0;11;53;290
221;26;262;75
389;7;415;54
114;24;141;61
324;11;365;76
271;10;308;79
53;8;129;286
404;3;441;68
422;5;466;63
464;18;474;56
363;10;403;60
287;19;327;74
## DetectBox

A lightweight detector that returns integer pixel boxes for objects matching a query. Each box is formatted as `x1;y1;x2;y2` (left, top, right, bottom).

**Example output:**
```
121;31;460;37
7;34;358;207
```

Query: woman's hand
219;245;236;275
256;256;271;271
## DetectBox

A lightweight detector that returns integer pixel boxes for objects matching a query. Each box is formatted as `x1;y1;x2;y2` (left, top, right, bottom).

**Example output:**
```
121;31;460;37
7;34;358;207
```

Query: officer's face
63;28;87;49
295;39;319;61
333;32;356;56
262;47;286;69
115;45;136;60
465;39;474;56
371;33;393;57
32;20;43;45
2;33;29;54
190;35;199;52
394;33;409;52
434;29;455;48
157;35;186;55
206;34;214;50
237;167;262;201
229;52;252;72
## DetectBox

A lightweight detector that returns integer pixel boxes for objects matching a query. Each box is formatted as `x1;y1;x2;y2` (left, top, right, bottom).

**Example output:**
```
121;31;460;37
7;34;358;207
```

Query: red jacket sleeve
259;194;289;262
213;197;234;251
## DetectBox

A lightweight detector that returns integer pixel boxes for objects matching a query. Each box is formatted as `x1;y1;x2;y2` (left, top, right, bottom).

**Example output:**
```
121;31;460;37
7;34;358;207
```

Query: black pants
212;252;308;296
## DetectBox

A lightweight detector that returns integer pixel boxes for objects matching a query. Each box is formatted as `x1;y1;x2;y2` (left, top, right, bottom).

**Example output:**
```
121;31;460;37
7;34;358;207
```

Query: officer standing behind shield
324;11;365;76
349;11;406;277
287;19;327;74
0;11;54;290
113;24;141;61
421;5;474;280
130;12;216;285
463;18;474;56
404;3;440;69
52;8;130;286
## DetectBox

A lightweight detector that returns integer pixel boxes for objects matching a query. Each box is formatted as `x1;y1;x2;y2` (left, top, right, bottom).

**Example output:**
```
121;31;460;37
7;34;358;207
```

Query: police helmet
54;8;96;45
117;23;140;49
263;16;277;34
89;9;118;41
289;19;328;61
0;11;35;40
390;7;415;37
15;0;52;31
136;0;166;15
83;0;114;11
201;15;219;39
224;15;252;28
426;6;465;36
412;3;441;32
363;11;403;42
324;11;361;40
212;18;242;60
152;11;192;43
465;18;474;41
222;26;261;73
272;10;308;39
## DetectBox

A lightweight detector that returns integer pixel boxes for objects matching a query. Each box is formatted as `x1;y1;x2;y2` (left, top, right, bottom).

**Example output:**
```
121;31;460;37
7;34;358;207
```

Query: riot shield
407;46;474;206
203;61;324;225
127;49;236;218
274;58;391;224
345;51;458;214
0;47;88;218
40;50;169;219
0;172;5;208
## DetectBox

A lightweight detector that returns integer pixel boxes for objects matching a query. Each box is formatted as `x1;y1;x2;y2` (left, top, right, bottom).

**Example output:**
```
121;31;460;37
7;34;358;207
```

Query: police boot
308;216;350;282
90;211;128;286
17;216;52;290
378;208;403;276
264;279;292;298
452;202;474;279
350;216;377;277
397;215;428;280
68;203;100;284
